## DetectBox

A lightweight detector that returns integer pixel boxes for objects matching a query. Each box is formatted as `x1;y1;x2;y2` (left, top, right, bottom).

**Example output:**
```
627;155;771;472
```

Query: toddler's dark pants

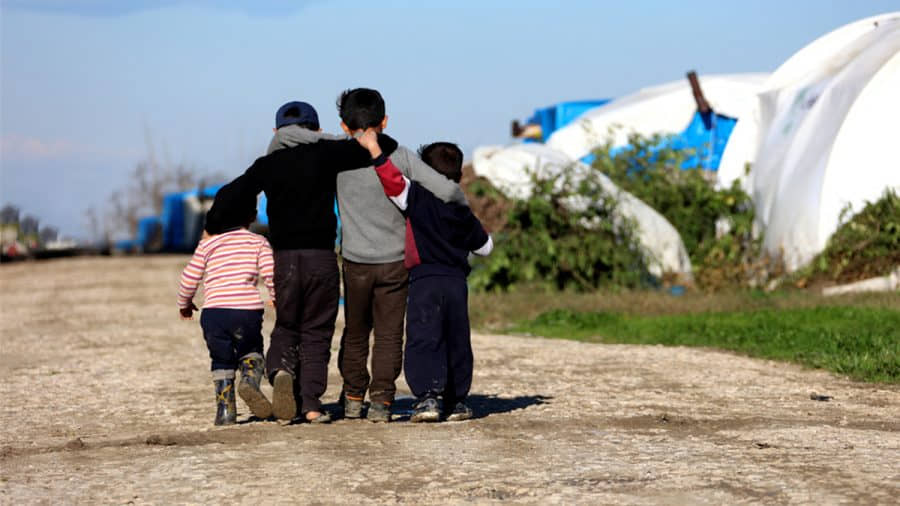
200;308;264;371
265;249;339;415
404;275;473;403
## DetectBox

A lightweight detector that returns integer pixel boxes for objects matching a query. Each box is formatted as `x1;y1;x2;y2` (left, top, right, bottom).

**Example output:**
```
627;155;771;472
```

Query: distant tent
159;185;222;251
717;13;900;271
546;73;769;166
516;100;611;142
472;143;693;278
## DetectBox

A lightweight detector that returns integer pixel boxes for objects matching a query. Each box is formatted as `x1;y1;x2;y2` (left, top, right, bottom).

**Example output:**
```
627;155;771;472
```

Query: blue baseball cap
275;101;319;130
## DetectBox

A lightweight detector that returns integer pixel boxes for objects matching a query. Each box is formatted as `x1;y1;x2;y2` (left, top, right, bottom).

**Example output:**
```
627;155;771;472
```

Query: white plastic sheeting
472;143;693;278
717;13;900;271
545;73;769;160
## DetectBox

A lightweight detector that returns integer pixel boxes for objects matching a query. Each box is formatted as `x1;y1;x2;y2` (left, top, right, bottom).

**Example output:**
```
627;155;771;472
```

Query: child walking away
335;88;467;423
177;184;276;425
356;132;493;422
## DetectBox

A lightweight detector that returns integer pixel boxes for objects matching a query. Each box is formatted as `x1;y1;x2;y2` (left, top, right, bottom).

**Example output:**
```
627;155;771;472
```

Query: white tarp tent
545;73;769;161
717;13;900;271
472;143;693;278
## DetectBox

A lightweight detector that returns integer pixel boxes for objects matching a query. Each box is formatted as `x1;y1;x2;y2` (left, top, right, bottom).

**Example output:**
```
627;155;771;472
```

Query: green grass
510;306;900;383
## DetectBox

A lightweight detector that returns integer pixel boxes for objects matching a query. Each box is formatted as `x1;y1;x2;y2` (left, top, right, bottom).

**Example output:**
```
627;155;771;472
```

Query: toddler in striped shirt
177;184;276;425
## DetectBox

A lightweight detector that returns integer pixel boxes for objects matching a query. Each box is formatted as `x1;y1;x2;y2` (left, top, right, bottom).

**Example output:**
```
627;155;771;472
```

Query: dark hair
419;142;463;183
336;88;385;130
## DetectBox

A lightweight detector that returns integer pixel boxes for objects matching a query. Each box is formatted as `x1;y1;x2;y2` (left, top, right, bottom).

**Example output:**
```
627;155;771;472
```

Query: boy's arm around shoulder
371;155;411;211
317;133;399;173
205;162;265;234
392;147;468;207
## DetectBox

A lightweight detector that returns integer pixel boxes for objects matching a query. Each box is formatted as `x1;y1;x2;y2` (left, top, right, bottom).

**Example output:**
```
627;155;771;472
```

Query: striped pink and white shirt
177;229;275;310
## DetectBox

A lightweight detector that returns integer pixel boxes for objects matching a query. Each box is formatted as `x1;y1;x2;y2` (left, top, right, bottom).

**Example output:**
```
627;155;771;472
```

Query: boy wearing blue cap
206;102;398;423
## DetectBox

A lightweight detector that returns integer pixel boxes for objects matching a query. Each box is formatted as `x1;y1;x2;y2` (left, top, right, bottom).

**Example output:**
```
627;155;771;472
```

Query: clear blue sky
1;0;896;238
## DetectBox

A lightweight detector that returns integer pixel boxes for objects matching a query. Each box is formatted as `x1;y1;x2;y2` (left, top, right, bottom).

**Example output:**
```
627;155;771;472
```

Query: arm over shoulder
392;147;468;207
321;134;399;173
204;171;262;235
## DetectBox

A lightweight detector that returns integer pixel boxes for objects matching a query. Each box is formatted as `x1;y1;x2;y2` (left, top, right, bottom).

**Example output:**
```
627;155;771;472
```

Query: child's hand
179;301;198;320
355;129;382;158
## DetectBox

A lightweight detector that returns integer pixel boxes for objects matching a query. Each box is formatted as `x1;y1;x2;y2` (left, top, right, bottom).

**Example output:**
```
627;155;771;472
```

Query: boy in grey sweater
335;88;467;422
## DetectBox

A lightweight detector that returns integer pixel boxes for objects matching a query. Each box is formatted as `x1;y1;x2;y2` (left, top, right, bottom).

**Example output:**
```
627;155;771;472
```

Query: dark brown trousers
338;259;408;404
265;249;339;414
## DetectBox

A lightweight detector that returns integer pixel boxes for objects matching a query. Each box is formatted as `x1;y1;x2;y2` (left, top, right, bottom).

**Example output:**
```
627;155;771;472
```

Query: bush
469;162;649;292
794;188;900;285
592;133;771;288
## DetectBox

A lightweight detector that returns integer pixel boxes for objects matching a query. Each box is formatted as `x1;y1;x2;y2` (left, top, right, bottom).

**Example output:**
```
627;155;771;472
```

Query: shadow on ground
386;394;551;421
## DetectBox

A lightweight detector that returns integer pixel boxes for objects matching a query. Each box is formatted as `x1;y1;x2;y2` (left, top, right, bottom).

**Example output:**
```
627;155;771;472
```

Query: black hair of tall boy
418;142;463;183
337;88;385;130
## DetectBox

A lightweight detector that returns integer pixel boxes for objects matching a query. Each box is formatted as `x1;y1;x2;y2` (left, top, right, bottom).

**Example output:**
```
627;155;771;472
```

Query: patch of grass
509;306;900;383
469;287;899;330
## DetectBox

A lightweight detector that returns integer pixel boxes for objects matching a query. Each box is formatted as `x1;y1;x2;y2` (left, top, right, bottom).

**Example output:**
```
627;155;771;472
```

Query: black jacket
206;133;398;250
404;181;489;280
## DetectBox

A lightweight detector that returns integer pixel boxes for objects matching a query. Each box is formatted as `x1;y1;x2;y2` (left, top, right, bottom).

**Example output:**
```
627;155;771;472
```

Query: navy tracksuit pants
200;308;265;371
404;275;473;402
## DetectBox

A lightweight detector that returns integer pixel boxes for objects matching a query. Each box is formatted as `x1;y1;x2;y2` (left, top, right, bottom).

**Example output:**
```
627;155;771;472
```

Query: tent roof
545;73;768;161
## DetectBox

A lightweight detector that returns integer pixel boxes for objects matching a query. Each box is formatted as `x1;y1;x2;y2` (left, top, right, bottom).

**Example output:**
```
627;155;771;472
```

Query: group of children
177;88;493;426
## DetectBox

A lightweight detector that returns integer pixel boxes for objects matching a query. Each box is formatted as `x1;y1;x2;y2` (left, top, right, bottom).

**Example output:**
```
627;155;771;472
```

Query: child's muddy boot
271;370;297;421
238;354;272;419
213;375;237;426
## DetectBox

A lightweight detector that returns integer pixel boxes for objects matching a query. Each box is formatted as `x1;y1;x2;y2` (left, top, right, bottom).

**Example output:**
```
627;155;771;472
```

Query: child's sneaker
366;401;391;423
341;393;364;419
238;354;272;419
410;397;441;423
271;370;297;421
213;378;237;426
445;401;473;422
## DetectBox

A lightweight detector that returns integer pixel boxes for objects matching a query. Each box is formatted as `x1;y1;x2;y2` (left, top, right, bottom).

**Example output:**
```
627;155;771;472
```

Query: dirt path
1;256;898;505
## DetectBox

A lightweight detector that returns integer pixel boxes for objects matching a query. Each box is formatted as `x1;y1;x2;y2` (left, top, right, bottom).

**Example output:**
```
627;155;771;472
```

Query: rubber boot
214;377;237;426
238;354;272;419
271;370;297;421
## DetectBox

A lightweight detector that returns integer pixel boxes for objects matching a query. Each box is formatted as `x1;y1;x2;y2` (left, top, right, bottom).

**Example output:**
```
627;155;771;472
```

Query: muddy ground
0;256;897;505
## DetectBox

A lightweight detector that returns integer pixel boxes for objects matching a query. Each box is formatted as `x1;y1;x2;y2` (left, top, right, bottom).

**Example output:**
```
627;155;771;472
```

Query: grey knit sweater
265;126;468;263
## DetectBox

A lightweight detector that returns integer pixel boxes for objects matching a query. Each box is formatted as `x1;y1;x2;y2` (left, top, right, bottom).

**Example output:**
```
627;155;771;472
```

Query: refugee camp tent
518;100;612;142
472;143;693;278
545;74;769;163
159;185;222;251
717;13;900;271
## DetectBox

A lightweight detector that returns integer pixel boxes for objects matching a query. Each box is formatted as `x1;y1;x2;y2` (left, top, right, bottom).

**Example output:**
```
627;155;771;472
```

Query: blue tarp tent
159;185;222;251
525;100;611;142
581;110;737;171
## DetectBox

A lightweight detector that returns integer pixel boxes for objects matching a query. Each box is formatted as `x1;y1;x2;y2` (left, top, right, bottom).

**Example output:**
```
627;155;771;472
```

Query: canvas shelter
717;13;900;271
516;100;612;142
545;74;769;164
472;143;693;278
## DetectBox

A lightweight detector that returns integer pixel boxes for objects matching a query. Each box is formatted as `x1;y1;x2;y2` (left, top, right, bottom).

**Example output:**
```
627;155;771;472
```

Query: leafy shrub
591;133;771;288
794;188;900;285
469;162;649;292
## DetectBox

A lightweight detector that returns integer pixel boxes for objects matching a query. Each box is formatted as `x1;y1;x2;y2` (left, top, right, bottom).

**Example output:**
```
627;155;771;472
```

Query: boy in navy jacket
356;131;493;422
